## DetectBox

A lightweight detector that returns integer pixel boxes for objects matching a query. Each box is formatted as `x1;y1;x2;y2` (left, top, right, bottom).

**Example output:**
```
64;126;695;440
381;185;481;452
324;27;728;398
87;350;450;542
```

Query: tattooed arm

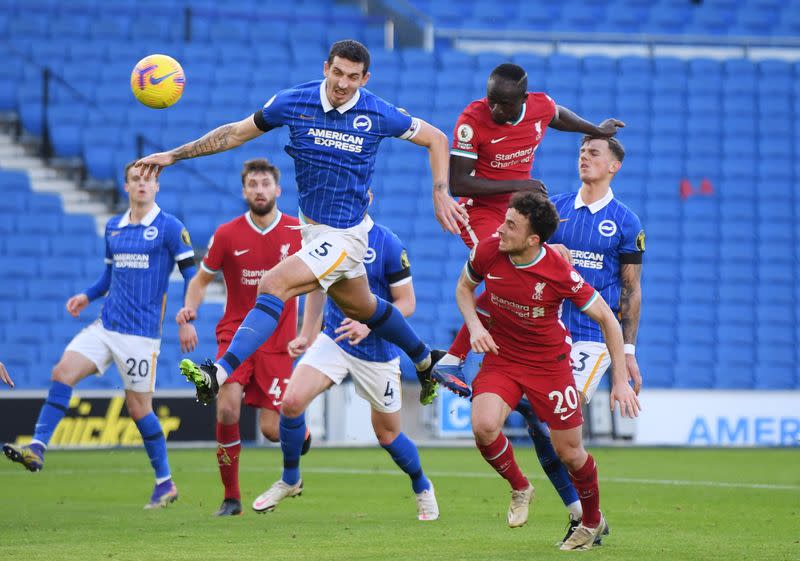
619;262;643;394
134;114;265;178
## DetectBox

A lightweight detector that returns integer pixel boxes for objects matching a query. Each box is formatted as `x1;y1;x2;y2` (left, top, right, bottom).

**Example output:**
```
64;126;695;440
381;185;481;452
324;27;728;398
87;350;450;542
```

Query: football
130;54;185;109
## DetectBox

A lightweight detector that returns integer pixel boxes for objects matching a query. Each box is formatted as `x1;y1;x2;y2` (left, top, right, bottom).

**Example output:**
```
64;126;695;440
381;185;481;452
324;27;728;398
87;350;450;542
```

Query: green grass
1;447;798;561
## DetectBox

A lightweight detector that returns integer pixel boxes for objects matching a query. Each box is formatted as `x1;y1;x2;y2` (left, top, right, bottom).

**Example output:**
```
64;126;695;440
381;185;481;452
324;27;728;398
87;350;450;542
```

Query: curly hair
509;191;560;243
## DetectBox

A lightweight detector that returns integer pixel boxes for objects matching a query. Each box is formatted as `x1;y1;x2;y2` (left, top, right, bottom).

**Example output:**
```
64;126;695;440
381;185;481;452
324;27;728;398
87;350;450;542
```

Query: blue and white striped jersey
550;190;644;343
101;205;194;339
323;222;411;362
257;80;420;228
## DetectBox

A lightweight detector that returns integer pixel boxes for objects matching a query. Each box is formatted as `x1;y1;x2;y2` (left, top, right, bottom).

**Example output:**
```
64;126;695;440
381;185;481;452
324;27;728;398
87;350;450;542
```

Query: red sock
448;292;492;359
477;433;529;491
569;454;600;528
216;422;241;500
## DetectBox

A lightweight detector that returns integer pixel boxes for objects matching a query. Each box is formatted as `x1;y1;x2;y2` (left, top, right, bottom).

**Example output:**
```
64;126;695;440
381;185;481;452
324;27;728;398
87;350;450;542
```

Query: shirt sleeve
551;256;599;311
201;226;225;274
619;210;645;264
451;109;480;160
384;104;419;140
103;224;113;265
465;238;492;283
166;217;195;264
384;232;411;286
256;91;287;130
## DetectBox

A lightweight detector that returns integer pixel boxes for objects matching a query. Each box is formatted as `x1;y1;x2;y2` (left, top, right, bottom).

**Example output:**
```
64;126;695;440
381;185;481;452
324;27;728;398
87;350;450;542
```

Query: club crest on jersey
598;220;617;237
353;115;372;132
533;281;546;301
279;243;291;261
143;226;158;241
364;247;377;264
534;120;543;141
636;229;646;251
457;124;474;142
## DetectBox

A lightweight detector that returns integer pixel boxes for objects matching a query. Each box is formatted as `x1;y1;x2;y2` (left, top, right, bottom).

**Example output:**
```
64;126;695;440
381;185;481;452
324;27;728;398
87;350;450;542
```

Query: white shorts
66;320;161;393
296;214;372;291
298;332;402;413
571;341;611;403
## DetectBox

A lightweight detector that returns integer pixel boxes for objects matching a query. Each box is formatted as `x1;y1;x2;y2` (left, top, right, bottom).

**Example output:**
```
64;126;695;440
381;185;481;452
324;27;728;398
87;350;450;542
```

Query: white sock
438;353;462;367
415;354;431;371
568;500;583;520
214;363;229;386
156;475;172;485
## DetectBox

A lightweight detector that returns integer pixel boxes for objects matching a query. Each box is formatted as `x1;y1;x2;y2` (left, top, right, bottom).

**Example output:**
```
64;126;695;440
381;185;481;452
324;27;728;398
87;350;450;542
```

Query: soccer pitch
1;447;796;561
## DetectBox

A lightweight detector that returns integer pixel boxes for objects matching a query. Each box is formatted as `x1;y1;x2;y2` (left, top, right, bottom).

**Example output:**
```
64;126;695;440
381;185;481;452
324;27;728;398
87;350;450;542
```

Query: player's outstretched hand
66;294;89;317
0;362;14;388
433;189;468;235
176;307;197;326
470;325;499;355
611;382;641;418
549;243;573;264
626;354;642;395
334;318;370;346
527;178;548;195
134;152;175;180
178;323;198;353
287;336;310;358
597;118;625;137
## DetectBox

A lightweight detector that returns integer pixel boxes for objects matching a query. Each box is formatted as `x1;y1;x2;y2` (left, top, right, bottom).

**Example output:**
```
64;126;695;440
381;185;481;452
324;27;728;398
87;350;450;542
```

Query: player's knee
472;418;501;445
279;394;307;418
258;271;289;301
51;362;77;386
216;402;240;425
125;398;152;421
373;425;399;446
553;440;583;469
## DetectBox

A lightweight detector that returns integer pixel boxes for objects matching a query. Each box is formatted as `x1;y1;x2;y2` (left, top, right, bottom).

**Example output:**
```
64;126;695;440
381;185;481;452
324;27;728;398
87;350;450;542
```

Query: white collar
245;210;282;235
319;80;361;114
574;188;614;214
506;101;526;126
118;204;160;227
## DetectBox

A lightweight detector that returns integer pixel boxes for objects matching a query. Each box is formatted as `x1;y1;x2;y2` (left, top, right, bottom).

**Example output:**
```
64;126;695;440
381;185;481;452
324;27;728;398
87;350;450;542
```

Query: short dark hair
327;39;370;74
581;135;625;162
124;161;138;182
509;191;559;243
241;158;280;186
489;63;528;92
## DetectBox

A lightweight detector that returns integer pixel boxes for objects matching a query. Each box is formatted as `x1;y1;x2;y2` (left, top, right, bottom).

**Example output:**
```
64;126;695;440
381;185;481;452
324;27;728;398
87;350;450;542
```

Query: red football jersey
202;211;302;352
466;236;598;367
450;92;557;215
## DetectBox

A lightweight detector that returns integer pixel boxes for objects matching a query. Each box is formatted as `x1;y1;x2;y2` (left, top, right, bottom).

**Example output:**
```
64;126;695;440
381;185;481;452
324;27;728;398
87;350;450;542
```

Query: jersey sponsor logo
490;136;508;144
534;120;543;141
113;253;150;269
363;247;377;264
400;249;410;269
457;124;474;142
570;270;585;293
533;281;546;301
241;268;268;285
279;243;291;261
636;229;646;252
180;228;191;246
491;146;534;169
353;115;372;132
143;226;158;241
234;249;250;256
489;293;544;319
570;249;605;270
307;127;364;153
598;219;617;237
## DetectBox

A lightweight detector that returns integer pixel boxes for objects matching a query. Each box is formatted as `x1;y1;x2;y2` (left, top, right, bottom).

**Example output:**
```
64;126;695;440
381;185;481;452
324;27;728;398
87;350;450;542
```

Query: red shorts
460;206;505;249
217;339;293;412
472;356;583;430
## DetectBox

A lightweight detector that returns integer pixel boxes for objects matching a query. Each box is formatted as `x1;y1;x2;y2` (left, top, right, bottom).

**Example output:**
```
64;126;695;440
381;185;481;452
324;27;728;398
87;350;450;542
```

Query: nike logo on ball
149;71;178;85
234;249;250;256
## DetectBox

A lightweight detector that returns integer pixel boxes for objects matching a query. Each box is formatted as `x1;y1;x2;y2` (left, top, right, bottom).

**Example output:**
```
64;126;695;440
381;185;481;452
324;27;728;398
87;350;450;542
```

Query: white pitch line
2;464;798;491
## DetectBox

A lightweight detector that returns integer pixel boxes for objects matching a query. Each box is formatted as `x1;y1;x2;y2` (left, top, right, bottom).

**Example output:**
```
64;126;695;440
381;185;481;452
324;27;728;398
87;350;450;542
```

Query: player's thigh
370;409;401;445
326;274;375;321
460;207;503;249
295;217;370;292
348;355;402;413
282;364;335;416
292;334;349;410
571;341;611;404
105;331;161;394
522;366;584;432
58;320;113;384
124;389;153;421
257;254;321;301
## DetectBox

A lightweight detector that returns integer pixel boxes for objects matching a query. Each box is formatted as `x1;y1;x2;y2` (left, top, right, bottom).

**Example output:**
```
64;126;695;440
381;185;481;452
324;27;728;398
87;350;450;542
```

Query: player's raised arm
582;295;640;418
549;105;625;138
408;119;467;235
135;114;266;179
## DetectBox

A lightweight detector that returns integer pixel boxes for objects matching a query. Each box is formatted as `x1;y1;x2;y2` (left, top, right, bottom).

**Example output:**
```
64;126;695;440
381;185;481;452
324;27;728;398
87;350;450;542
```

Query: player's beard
248;198;275;216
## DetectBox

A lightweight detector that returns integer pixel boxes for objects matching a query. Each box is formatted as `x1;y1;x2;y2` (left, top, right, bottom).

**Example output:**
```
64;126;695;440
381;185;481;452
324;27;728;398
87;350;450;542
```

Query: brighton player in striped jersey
135;39;463;411
3;162;196;509
175;158;308;517
458;192;640;550
251;216;438;520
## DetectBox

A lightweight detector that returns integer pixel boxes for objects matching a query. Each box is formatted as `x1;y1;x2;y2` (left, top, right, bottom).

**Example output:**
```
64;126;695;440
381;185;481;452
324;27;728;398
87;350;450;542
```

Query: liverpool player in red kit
459;192;639;550
176;159;306;516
